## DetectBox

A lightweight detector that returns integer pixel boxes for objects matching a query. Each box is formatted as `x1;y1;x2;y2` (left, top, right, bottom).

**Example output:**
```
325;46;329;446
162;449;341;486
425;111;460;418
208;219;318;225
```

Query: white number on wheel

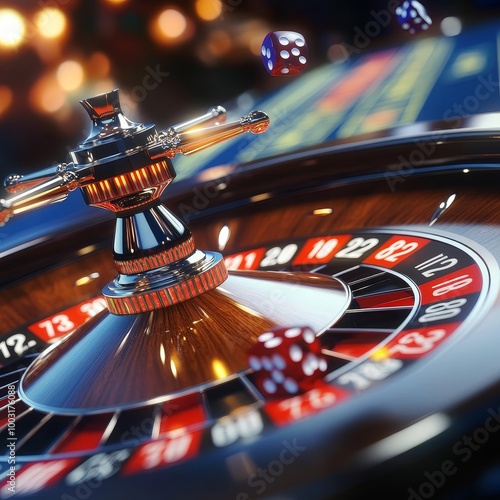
307;238;339;260
374;239;419;263
337;358;403;391
389;329;446;355
37;315;75;338
140;433;193;469
0;333;37;359
211;410;264;447
66;450;131;485
418;299;467;323
80;298;107;317
335;237;379;259
278;388;337;421
415;253;458;277
431;275;473;297
225;252;258;270
260;244;298;267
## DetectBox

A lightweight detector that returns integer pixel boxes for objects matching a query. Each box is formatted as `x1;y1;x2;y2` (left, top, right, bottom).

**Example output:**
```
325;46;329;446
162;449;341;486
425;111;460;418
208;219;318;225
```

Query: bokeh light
195;0;222;21
441;17;463;37
0;86;13;116
327;44;350;63
151;7;192;44
30;75;66;114
87;52;111;78
158;8;187;38
91;78;118;97
56;60;85;91
244;21;271;56
206;30;232;57
0;8;26;48
34;7;67;39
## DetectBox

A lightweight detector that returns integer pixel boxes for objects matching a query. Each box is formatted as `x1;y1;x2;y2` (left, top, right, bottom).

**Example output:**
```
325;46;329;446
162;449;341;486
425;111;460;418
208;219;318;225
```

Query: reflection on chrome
362;412;451;463
218;224;231;251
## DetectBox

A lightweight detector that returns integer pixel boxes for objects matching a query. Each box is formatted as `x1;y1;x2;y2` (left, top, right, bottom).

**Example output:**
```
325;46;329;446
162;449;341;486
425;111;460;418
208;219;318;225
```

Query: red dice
261;31;308;76
248;326;328;398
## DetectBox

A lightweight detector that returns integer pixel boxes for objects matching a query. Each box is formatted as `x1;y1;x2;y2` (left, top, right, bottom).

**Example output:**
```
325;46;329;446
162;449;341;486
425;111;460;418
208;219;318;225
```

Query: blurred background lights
327;43;350;63
56;60;84;91
30;75;66;113
0;8;26;48
0;0;497;172
312;208;333;216
91;78;118;97
206;30;232;57
195;0;222;21
34;7;67;39
87;52;111;78
241;20;269;56
441;17;462;37
0;86;13;116
156;8;187;40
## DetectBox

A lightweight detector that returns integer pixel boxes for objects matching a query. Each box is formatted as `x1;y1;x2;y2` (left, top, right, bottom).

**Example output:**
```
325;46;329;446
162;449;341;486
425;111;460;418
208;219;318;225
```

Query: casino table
172;19;500;180
3;9;500;500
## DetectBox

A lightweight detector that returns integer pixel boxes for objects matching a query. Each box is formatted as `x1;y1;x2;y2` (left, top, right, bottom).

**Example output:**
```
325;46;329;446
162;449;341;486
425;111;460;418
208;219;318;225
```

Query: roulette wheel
3;10;500;500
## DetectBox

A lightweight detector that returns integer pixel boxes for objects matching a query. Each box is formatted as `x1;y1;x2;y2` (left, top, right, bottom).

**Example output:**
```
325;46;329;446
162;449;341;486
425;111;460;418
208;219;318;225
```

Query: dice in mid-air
261;31;308;76
248;326;328;398
395;1;432;35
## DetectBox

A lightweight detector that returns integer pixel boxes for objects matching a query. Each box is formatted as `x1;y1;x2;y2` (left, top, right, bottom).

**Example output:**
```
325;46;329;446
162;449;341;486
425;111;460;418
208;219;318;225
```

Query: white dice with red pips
248;326;328;398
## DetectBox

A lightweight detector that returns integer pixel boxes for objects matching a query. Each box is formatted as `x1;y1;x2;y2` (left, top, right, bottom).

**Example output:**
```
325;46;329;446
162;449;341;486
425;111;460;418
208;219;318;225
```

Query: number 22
335;237;379;259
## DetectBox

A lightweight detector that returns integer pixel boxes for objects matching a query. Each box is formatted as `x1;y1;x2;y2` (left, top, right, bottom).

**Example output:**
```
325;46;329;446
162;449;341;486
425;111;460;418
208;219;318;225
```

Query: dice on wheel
396;1;432;35
248;326;328;398
261;31;308;76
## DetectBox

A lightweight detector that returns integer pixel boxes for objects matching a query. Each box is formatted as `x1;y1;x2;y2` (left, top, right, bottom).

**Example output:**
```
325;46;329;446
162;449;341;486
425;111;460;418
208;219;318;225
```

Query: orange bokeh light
56;60;85;91
34;7;67;39
150;7;193;45
30;75;66;114
195;0;222;21
0;86;13;116
87;52;111;78
0;8;26;48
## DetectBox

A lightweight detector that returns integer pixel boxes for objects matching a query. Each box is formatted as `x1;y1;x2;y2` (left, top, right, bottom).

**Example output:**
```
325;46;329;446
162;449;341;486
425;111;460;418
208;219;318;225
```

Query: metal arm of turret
0;90;268;226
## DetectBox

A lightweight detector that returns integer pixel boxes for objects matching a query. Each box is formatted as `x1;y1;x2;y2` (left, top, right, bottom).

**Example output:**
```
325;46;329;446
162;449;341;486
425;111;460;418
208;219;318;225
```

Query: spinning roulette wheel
3;25;500;500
